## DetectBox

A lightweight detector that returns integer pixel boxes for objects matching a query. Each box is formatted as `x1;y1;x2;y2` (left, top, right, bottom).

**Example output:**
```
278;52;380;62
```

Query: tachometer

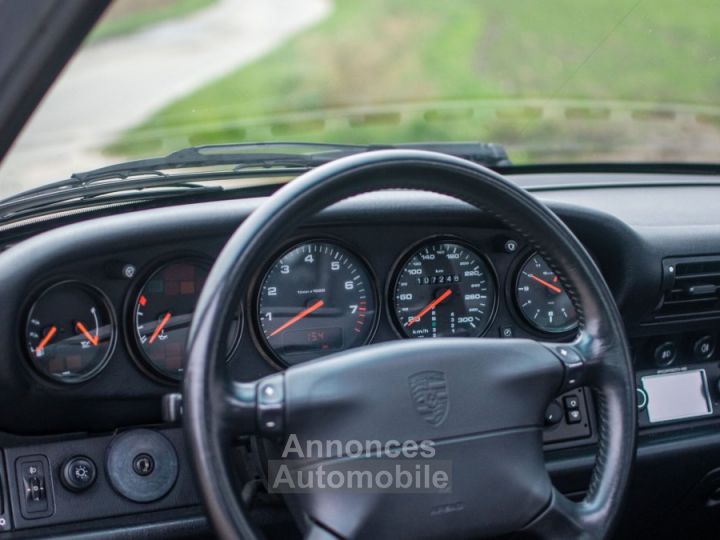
256;241;377;365
25;281;115;383
515;253;578;333
392;240;496;338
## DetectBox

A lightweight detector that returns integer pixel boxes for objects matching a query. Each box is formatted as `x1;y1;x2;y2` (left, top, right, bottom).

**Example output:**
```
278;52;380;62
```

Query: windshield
1;0;719;197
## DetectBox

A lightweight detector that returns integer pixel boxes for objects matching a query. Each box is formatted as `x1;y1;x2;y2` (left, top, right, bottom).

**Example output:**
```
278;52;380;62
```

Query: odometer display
257;241;377;365
392;240;496;338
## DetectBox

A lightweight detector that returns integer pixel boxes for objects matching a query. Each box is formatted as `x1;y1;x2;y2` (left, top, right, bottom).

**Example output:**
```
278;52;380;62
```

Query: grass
88;0;217;43
107;0;720;163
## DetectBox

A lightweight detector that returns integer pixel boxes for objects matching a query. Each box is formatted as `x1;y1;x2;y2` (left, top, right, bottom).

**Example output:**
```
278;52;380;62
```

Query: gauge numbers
25;282;115;383
257;241;377;365
515;254;578;333
132;260;242;381
392;241;496;338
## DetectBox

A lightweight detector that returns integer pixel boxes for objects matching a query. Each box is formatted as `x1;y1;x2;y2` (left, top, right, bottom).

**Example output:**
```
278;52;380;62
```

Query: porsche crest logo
408;371;449;427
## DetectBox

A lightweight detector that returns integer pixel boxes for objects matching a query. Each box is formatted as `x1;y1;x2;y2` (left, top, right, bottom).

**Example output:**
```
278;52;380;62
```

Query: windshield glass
1;0;719;197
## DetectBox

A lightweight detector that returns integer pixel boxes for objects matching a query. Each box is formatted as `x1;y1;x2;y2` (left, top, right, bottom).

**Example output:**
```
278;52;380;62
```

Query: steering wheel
184;150;636;540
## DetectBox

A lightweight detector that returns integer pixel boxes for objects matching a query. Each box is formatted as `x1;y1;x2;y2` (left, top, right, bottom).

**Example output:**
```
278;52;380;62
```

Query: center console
634;332;720;429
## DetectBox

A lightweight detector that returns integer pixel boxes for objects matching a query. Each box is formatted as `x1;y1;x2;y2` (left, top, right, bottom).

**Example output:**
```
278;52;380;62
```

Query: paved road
0;0;331;197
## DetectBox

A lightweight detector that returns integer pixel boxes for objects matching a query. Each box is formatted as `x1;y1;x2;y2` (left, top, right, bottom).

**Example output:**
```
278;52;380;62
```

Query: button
564;396;580;410
104;261;138;280
28;476;43;502
566;409;582;424
16;456;53;518
503;239;518;254
548;346;585;390
636;388;648;411
61;456;96;492
654;341;677;367
544;401;563;426
132;454;155;477
258;374;284;437
554;346;583;365
499;326;514;338
693;335;715;361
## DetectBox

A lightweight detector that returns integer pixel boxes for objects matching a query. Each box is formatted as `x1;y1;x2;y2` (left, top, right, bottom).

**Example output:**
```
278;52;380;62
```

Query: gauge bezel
250;236;380;369
125;254;243;383
513;251;580;335
22;279;117;385
387;235;499;340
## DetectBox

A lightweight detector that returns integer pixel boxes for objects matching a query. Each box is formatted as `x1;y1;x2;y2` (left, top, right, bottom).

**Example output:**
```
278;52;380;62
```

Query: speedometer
256;240;377;365
392;240;496;338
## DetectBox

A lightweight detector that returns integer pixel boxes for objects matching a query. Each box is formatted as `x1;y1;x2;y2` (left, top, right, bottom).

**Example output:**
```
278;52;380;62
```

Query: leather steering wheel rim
184;149;636;540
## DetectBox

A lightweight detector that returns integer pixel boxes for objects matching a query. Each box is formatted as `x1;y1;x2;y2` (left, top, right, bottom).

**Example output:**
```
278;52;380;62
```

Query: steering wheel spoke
220;381;259;436
522;487;595;539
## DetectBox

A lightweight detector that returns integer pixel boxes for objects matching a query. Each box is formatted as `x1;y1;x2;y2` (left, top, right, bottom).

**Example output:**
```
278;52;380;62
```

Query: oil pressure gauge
25;281;115;383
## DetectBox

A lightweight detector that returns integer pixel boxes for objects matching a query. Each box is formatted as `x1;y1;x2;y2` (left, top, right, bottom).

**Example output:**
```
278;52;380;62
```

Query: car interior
1;1;720;539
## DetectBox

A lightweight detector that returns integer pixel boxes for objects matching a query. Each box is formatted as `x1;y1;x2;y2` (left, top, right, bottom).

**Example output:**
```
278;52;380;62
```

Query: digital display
642;369;712;423
282;326;344;355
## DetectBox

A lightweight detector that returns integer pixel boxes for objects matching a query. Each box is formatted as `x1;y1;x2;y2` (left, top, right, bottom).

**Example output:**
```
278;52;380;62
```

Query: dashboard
0;187;647;433
20;229;579;386
3;175;720;538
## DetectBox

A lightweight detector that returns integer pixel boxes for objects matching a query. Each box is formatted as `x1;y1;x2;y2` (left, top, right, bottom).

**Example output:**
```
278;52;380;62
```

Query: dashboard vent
653;256;720;320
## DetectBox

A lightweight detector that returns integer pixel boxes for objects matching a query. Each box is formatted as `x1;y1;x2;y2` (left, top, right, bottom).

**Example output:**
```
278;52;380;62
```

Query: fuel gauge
25;281;115;383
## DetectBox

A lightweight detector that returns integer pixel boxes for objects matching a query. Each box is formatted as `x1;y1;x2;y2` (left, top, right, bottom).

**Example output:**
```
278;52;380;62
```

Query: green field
108;0;720;162
89;0;216;43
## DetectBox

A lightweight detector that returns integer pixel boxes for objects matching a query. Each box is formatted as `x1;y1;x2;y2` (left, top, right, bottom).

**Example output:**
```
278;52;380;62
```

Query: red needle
529;274;562;294
270;300;325;337
75;321;99;346
35;326;57;355
149;312;172;344
406;289;452;328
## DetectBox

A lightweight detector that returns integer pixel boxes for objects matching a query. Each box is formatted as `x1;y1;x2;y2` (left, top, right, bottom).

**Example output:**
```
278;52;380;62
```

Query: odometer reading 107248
392;241;496;338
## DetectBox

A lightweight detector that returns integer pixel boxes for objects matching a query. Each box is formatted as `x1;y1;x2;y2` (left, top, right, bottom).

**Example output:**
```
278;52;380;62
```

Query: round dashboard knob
653;341;677;367
693;335;715;361
544;401;563;426
61;456;97;492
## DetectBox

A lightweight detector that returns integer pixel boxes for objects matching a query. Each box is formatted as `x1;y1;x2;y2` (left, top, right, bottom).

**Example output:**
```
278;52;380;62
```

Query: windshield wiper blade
0;180;223;222
0;141;509;221
69;141;510;182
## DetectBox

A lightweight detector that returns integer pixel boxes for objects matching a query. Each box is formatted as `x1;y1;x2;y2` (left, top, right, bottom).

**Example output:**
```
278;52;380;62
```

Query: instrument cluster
22;235;579;384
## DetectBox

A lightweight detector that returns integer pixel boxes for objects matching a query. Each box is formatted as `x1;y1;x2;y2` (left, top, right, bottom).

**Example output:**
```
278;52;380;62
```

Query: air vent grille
653;256;720;320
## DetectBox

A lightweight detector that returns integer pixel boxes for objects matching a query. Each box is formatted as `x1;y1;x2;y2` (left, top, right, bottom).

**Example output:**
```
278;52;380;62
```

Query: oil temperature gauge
25;281;115;383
